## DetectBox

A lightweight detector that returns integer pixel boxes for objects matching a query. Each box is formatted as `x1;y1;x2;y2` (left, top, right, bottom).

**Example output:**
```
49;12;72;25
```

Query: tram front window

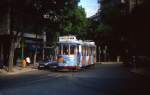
63;44;69;55
70;45;75;55
57;44;61;55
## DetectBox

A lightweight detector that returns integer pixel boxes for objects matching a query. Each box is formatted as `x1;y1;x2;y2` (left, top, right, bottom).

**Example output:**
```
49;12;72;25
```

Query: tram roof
58;35;96;46
57;40;96;46
57;40;81;44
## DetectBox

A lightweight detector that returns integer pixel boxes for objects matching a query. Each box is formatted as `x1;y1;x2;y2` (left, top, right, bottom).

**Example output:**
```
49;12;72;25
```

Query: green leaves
63;6;88;36
96;23;112;33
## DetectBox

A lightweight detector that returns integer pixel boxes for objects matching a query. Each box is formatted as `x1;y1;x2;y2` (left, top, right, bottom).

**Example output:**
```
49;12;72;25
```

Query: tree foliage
96;23;112;33
63;6;88;36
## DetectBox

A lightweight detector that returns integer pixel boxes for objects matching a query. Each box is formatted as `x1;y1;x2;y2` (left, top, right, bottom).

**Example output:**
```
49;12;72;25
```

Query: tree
33;0;66;44
0;0;44;71
60;0;87;36
85;0;123;61
99;0;121;24
33;0;87;39
0;0;88;71
63;6;88;37
96;23;112;33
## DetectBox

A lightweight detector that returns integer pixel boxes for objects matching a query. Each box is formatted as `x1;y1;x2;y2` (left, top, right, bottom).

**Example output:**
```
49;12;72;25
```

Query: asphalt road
0;64;150;95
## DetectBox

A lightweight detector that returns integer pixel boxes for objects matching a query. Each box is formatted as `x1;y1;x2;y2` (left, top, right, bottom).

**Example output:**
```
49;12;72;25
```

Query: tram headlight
57;57;64;63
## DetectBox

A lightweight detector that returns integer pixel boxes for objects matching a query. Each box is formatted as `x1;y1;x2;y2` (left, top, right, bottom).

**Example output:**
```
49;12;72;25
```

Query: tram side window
82;47;84;56
89;47;91;56
70;45;75;55
63;44;69;55
91;47;93;56
91;47;94;55
94;47;96;54
87;47;88;56
86;47;88;56
82;47;86;56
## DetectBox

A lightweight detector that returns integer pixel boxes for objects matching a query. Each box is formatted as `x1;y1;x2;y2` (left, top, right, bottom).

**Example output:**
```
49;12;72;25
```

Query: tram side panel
88;47;93;65
56;44;81;69
81;46;89;67
80;46;96;68
85;47;89;66
77;45;82;68
81;46;85;67
91;46;96;65
56;46;96;69
85;46;92;66
65;55;77;67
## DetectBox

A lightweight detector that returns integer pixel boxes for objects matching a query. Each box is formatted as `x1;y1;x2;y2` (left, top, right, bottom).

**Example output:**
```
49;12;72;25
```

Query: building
98;0;145;17
128;0;144;12
17;32;46;62
119;0;144;15
0;0;46;69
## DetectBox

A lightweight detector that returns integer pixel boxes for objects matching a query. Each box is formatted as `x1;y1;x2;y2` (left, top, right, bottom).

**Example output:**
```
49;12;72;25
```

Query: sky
79;0;99;18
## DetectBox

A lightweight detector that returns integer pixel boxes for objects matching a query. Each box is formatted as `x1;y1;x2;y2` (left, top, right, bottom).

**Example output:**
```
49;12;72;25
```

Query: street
0;64;150;95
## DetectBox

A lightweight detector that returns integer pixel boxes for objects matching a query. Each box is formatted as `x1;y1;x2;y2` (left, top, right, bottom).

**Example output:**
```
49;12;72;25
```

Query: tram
55;36;96;70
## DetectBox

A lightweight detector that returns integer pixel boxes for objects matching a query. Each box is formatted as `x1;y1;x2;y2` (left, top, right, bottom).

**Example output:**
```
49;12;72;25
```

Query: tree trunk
33;34;38;67
42;32;46;60
0;44;4;61
7;5;13;72
42;48;45;60
98;46;101;62
33;48;37;67
8;36;22;72
8;40;15;72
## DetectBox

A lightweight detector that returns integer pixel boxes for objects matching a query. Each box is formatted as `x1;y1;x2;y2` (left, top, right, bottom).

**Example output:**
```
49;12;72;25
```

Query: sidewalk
131;67;150;77
96;61;123;64
0;66;37;75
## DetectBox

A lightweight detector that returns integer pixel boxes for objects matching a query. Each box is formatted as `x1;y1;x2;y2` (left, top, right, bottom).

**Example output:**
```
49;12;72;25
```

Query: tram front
56;36;81;70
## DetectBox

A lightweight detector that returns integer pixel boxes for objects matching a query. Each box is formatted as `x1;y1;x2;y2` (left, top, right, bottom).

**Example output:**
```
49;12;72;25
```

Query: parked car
38;59;58;70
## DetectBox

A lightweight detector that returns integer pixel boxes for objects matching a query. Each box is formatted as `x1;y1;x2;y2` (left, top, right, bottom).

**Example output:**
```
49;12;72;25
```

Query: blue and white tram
55;36;96;70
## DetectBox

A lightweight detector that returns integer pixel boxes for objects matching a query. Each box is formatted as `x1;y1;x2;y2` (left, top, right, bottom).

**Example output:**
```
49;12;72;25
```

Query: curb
130;68;150;77
0;68;38;75
96;62;123;64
